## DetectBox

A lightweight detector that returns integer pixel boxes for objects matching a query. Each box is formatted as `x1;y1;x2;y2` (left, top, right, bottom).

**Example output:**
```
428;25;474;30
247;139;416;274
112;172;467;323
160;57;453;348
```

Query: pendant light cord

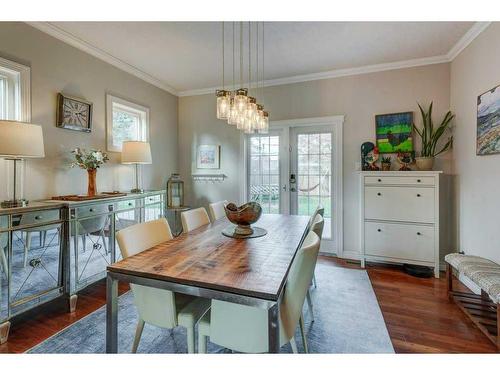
248;22;251;93
240;22;243;88
222;22;225;90
232;22;235;90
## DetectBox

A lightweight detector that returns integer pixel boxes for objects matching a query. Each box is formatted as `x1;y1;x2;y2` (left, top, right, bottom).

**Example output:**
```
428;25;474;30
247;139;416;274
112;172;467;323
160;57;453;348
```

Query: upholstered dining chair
208;200;228;222
197;231;321;354
181;207;211;233
116;218;210;353
306;213;324;321
0;216;8;277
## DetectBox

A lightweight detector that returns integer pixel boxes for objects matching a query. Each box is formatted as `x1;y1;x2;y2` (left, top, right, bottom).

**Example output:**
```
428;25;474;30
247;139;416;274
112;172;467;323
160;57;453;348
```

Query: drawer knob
377;229;382;232
417;179;421;183
35;215;42;220
128;203;133;206
89;208;94;212
417;232;422;236
377;192;381;196
377;178;382;182
417;194;421;197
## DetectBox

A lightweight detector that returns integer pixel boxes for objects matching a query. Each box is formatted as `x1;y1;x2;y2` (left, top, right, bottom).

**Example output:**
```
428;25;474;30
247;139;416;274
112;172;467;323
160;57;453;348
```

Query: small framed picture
375;111;413;153
197;145;220;169
56;93;93;133
477;84;500;155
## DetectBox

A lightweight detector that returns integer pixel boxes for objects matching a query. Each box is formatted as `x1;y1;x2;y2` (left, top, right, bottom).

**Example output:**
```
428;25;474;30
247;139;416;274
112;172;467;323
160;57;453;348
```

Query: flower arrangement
71;148;109;196
71;148;109;171
381;156;392;171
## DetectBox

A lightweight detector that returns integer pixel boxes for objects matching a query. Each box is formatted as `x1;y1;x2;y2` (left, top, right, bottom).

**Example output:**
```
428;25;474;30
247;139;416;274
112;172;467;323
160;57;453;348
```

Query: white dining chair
208;200;228;222
0;217;8;277
197;231;321;354
306;213;324;321
181;207;211;233
116;218;210;353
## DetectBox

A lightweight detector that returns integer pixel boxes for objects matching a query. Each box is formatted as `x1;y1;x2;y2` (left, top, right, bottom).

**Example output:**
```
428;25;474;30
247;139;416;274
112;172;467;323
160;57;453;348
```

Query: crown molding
26;22;179;96
446;21;491;60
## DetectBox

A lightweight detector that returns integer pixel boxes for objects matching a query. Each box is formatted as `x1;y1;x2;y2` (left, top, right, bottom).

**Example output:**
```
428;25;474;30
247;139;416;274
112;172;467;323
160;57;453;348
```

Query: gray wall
451;23;500;264
179;63;451;256
0;22;178;200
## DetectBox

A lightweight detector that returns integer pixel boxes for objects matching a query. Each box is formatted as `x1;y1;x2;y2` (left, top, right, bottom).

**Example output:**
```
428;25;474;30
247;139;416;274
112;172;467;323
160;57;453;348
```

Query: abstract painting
375;112;413;153
477;84;500;155
197;145;220;169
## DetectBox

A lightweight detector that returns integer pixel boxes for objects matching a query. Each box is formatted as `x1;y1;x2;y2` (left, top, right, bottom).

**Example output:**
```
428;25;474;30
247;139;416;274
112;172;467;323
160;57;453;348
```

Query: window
106;94;149;152
0;56;30;121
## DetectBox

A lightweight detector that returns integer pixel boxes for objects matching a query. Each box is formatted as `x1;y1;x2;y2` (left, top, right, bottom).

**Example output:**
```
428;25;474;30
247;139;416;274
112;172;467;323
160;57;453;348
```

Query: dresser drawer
364;186;435;223
14;209;60;226
144;194;162;205
365;176;435;186
75;204;112;219
365;221;434;262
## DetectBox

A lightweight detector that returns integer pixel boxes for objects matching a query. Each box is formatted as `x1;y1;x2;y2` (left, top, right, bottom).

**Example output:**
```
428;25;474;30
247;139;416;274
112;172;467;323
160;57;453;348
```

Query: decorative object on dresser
121;141;152;193
361;142;375;171
360;171;449;278
365;146;380;171
56;93;92;132
396;151;414;171
222;201;267;238
70;148;109;197
413;102;454;170
0;121;45;208
167;173;184;208
197;145;220;169
375;112;413;153
381;156;392;171
477;84;500;155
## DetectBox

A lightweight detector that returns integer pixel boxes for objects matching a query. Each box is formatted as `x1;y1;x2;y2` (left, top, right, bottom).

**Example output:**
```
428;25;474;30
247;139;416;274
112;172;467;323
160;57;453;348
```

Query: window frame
106;94;150;152
0;56;31;122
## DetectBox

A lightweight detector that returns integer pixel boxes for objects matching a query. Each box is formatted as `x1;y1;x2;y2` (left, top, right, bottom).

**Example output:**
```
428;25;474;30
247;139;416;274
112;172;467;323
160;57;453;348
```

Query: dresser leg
0;321;10;344
69;294;78;313
434;266;440;279
360;258;366;269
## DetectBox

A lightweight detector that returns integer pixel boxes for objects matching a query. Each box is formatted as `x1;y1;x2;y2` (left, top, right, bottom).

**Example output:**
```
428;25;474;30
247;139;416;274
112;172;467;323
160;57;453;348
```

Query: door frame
240;115;344;256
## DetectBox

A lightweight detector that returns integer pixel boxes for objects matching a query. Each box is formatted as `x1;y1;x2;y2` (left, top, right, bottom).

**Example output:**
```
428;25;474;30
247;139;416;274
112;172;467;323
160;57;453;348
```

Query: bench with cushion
445;253;500;350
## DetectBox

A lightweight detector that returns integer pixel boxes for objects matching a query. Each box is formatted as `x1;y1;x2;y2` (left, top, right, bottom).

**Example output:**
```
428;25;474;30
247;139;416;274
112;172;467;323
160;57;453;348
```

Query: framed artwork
56;93;93;133
477;84;500;155
375;112;413;153
197;145;220;169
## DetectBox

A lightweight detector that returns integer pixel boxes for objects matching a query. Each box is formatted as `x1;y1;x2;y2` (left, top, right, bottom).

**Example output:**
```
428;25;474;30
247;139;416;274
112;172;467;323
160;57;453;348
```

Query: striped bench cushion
445;253;500;303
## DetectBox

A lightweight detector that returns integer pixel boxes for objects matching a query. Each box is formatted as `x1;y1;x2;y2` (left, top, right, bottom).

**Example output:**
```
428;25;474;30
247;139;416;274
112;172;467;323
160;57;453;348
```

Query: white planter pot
415;157;434;171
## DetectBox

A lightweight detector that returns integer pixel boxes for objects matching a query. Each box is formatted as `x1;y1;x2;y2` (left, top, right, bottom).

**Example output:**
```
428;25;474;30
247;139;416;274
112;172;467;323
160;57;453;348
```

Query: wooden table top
108;214;310;301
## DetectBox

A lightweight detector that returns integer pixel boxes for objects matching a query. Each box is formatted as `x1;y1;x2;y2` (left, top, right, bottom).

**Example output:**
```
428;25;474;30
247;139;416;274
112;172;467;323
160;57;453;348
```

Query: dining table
106;213;311;353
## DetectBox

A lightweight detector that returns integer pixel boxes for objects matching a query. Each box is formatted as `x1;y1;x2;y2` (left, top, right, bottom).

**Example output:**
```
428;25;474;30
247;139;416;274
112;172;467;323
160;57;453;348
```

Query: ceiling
29;22;482;96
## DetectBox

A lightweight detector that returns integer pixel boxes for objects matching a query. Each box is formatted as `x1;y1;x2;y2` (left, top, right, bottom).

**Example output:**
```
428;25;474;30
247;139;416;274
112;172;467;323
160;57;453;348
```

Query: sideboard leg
0;321;10;344
360;257;365;269
69;294;78;313
446;263;453;300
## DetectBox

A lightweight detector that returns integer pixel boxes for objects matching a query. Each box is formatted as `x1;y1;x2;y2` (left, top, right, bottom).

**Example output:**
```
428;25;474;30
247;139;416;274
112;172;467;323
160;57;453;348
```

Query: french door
246;120;341;255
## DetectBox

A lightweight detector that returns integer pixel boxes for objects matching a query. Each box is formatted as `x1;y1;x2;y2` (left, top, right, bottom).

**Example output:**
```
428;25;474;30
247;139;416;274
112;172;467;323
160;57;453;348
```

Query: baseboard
340;250;360;261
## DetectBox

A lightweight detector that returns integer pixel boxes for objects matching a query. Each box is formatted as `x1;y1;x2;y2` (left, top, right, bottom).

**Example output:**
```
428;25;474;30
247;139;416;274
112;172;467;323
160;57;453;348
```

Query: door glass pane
297;132;332;238
249;135;280;214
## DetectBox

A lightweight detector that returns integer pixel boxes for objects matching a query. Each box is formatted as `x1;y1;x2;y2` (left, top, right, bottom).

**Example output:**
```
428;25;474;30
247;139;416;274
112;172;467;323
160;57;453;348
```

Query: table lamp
0;120;45;208
121;141;152;193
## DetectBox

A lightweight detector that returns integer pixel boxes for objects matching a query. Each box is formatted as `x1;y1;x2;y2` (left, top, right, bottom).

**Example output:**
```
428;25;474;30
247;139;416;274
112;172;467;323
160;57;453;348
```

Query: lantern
167;173;184;208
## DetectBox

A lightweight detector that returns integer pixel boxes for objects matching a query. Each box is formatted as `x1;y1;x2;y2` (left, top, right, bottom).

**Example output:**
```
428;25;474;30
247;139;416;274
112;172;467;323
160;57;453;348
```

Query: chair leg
1;246;8;278
24;232;32;267
306;290;314;321
101;233;108;254
290;336;298;354
186;325;195;354
82;235;86;253
42;231;47;247
299;314;309;354
199;333;208;354
312;273;317;289
132;319;145;353
446;263;453;301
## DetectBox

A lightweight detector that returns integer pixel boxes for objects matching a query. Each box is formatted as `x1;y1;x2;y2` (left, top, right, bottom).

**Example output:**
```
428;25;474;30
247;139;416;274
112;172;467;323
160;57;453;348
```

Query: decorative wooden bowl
224;202;262;235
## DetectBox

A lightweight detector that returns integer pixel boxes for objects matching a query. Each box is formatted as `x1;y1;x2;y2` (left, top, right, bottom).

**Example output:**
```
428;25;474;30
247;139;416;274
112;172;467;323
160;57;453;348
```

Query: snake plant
414;102;454;157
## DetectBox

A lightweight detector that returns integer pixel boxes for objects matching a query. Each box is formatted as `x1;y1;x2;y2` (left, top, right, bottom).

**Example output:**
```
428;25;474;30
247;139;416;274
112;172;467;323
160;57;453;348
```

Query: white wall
0;22;178;200
179;63;451;257
451;23;500;264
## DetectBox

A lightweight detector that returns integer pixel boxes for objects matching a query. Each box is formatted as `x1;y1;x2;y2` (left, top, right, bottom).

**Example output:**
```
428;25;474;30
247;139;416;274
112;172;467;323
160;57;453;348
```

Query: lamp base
130;188;144;194
1;199;29;208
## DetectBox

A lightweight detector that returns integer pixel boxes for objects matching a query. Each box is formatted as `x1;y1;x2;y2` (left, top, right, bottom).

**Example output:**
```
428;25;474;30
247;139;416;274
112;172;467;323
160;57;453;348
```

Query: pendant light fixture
216;22;269;133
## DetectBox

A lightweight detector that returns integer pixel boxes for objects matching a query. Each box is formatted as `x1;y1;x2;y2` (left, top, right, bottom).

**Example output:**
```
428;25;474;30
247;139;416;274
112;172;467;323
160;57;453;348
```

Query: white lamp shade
0;120;45;158
121;141;152;164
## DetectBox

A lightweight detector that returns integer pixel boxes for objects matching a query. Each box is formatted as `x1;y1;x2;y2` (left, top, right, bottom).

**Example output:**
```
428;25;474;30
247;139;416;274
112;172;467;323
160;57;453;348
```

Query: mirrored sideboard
0;190;165;344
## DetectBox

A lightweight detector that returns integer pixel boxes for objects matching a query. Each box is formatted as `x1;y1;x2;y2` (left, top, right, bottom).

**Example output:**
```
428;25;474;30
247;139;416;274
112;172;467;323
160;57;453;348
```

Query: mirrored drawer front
114;199;138;211
75;204;112;219
365;221;434;262
13;209;60;226
144;195;163;205
365;176;435;186
365;186;435;223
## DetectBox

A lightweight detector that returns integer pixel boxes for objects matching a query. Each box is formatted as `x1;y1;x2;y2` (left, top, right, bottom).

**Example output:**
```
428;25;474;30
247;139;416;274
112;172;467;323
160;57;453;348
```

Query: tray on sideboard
51;192;127;201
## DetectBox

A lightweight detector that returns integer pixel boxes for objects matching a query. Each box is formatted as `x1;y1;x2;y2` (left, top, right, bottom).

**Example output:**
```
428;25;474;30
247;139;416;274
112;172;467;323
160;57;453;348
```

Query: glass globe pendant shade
255;104;264;131
234;88;248;114
245;97;257;122
259;111;269;134
216;90;231;120
227;98;238;125
236;110;246;130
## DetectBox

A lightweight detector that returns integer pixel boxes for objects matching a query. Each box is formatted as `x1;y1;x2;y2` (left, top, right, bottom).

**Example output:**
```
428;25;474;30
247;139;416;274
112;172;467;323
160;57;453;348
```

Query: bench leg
497;303;500;350
446;263;453;300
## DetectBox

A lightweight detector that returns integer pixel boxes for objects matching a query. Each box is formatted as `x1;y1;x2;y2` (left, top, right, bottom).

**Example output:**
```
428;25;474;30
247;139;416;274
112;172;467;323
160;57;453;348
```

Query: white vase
415;157;434;170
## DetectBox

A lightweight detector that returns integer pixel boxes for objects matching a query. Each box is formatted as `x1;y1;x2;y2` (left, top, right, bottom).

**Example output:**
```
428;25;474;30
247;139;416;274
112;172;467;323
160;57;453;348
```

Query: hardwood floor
0;256;497;353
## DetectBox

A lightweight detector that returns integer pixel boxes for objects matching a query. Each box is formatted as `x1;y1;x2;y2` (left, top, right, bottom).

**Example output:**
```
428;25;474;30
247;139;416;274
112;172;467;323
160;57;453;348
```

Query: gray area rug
28;263;394;353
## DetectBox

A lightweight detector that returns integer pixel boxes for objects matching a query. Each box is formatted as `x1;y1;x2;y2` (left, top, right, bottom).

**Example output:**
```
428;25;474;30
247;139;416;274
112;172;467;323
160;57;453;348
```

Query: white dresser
360;171;447;278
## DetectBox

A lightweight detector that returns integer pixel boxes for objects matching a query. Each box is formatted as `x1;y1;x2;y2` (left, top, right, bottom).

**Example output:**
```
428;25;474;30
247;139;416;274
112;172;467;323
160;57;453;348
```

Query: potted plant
381;156;391;171
71;148;109;196
413;102;454;170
